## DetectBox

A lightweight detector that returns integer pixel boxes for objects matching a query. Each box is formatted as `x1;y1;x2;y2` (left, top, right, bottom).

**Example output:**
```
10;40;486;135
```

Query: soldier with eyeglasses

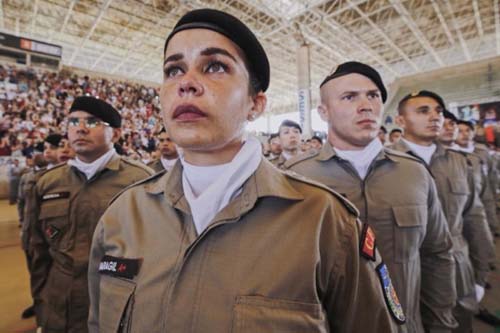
29;96;153;333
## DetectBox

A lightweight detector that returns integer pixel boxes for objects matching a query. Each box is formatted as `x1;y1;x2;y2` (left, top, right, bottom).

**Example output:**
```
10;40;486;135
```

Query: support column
297;42;312;138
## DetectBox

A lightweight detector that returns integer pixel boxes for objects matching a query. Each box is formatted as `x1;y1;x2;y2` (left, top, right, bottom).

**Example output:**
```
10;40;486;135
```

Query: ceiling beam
495;0;500;55
444;0;471;61
30;0;39;36
68;0;113;65
346;0;419;72
48;0;77;43
472;0;483;37
429;0;455;46
313;8;399;77
388;0;443;66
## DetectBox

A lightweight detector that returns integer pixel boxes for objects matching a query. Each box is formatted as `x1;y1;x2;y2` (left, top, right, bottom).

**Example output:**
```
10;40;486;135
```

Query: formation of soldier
13;7;500;333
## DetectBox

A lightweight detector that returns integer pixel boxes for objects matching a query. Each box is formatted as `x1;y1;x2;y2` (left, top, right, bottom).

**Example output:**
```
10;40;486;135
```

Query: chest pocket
392;205;426;263
232;295;326;333
448;178;470;196
39;200;70;249
99;275;136;333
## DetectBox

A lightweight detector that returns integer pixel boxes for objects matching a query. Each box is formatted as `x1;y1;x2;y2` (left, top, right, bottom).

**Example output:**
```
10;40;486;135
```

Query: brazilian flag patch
376;262;406;324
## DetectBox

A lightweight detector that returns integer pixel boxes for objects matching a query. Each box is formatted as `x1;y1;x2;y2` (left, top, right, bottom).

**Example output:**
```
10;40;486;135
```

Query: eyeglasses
67;117;110;129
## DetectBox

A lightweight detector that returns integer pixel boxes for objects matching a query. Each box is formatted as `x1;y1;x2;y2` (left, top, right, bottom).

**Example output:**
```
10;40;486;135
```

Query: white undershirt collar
402;138;436;164
334;138;384;179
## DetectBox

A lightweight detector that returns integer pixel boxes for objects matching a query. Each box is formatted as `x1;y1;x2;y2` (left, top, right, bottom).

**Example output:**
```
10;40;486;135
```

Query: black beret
268;133;279;143
45;134;63;147
379;125;387;133
442;110;458;122
398;90;445;111
320;61;387;103
164;8;270;92
69;96;121;128
457;120;475;131
311;135;323;143
279;120;302;134
390;128;402;135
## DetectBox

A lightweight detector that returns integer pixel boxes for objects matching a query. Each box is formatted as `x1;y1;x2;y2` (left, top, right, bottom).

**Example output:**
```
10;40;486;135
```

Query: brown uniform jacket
29;154;153;332
391;140;490;311
147;159;164;173
473;145;499;233
285;142;456;333
20;167;46;251
269;153;289;169
88;159;404;333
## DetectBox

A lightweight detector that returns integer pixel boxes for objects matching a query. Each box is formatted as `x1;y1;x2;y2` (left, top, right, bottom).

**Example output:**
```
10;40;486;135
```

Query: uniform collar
105;153;121;171
144;158;303;207
317;140;398;163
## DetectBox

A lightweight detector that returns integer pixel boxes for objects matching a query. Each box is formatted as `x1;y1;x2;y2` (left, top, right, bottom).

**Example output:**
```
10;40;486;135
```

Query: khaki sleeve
462;163;491;286
480;171;499;240
420;175;457;332
29;182;51;325
88;219;105;333
318;201;402;333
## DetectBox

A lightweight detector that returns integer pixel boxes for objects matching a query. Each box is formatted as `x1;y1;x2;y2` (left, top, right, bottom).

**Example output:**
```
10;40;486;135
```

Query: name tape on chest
42;192;70;201
360;223;376;261
99;255;142;279
376;263;406;324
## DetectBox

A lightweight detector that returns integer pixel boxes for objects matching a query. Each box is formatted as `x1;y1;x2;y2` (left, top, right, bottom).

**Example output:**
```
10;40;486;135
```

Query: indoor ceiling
0;0;499;114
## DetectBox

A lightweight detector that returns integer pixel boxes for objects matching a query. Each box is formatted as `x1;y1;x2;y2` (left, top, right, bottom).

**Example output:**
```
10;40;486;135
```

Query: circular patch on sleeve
376;262;406;324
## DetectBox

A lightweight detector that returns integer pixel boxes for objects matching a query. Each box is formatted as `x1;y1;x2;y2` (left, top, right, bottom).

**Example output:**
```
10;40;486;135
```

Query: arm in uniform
419;175;457;332
462;160;491;287
29;178;51;325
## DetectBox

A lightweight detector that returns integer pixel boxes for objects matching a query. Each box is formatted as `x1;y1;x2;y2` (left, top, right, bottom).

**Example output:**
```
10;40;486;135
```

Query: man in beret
391;90;491;332
29;96;153;332
378;125;387;145
270;119;302;168
310;135;323;150
438;110;460;150
266;132;282;160
88;9;401;332
43;134;63;169
147;128;179;173
389;128;402;144
285;61;456;332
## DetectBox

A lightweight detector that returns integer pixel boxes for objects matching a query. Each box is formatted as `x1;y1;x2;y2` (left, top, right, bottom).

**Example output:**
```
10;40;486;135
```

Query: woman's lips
173;104;207;121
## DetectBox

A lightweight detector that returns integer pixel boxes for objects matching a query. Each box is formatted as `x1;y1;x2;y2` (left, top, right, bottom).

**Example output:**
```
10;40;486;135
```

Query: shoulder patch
108;170;166;206
282;169;359;217
376;262;406;324
284;149;320;169
360;223;376;261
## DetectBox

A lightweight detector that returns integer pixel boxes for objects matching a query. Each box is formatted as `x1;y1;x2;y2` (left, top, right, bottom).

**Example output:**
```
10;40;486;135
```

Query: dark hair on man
311;135;323;144
279;120;302;134
390;128;402;135
379;126;387;134
457;120;475;131
267;133;279;143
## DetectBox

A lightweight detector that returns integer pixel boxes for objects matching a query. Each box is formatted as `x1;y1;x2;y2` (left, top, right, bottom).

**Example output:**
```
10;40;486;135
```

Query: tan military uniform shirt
285;142;456;333
30;153;153;332
147;159;164;173
473;145;499;234
269;153;287;169
391;140;490;312
88;159;404;333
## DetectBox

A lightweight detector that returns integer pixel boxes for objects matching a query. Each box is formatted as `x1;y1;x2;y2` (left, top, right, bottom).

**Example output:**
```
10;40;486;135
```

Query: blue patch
376;263;406;324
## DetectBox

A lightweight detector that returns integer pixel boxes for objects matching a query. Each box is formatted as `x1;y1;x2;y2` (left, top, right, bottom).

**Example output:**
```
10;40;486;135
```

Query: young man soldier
88;9;403;332
29;96;153;332
147;128;179;172
270;119;302;168
456;120;499;237
285;61;456;332
391;90;491;332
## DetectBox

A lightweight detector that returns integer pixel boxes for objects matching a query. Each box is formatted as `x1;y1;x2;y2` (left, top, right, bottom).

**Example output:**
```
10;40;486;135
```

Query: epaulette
283;149;319;169
120;156;155;174
36;162;68;179
281;169;359;217
108;170;166;206
384;148;424;164
448;149;474;167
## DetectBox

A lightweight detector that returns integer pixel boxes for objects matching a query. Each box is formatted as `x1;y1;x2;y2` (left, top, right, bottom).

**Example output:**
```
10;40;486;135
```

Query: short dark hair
279;120;302;134
390;128;402;135
379;126;387;134
267;133;279;143
457;120;474;131
311;135;323;144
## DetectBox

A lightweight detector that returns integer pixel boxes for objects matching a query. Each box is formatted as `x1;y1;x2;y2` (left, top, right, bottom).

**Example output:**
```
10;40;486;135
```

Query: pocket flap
448;179;470;195
392;205;426;227
39;201;69;219
99;276;136;332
